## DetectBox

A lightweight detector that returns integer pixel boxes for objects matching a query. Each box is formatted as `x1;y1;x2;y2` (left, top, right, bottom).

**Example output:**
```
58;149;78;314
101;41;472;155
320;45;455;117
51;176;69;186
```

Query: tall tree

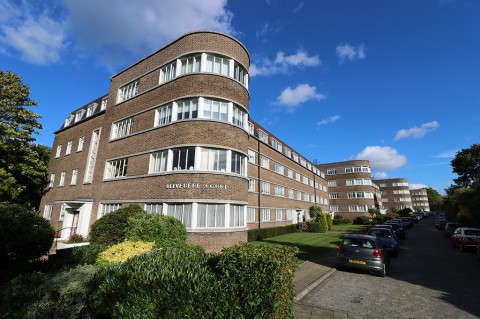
451;144;480;187
0;71;48;208
426;187;444;212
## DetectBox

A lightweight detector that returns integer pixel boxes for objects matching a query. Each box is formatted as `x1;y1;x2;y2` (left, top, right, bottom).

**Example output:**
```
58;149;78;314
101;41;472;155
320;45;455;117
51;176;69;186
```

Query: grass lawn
252;224;368;263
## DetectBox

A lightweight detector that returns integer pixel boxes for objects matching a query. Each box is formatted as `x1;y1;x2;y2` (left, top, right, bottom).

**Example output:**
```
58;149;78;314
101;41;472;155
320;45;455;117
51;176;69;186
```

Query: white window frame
59;171;66;187
105;158;128;178
262;208;270;222
43;205;53;220
77;136;84;152
65;141;72;155
55;145;62;158
70;169;78;185
117;80;138;103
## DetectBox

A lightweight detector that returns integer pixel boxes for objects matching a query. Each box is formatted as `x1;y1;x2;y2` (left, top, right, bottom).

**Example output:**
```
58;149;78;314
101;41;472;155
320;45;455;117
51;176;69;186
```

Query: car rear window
464;229;480;236
342;238;376;248
368;229;391;237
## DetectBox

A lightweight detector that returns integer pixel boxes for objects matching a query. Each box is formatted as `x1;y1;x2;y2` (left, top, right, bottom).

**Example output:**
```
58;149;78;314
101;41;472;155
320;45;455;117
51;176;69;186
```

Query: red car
451;227;480;252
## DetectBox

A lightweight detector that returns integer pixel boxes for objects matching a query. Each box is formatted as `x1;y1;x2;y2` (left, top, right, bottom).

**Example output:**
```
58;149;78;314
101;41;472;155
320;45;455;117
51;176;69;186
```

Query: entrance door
70;211;80;237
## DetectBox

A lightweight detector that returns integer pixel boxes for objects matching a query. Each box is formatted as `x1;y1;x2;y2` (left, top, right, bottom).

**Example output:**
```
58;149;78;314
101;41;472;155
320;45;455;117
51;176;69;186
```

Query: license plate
349;259;366;265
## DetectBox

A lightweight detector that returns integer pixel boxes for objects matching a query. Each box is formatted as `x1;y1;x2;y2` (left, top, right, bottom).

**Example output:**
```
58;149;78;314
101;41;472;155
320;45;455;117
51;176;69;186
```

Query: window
274;162;284;175
330;205;339;212
302;176;308;185
156;104;172;126
230;205;245;227
65;141;72;155
297;191;302;200
172;148;195;171
286;209;293;220
117;80;138;103
287;169;293;179
296;172;301;182
284;147;292;158
56;145;62;158
262;208;270;221
248;150;256;163
197;203;224;228
345;167;353;173
167;203;192;227
300;158;307;167
327;169;336;175
206;54;229;76
276;209;282;221
160;62;176;83
150;150;168;173
232;104;245;127
180;55;200;74
304;193;309;202
49;173;55;188
86;103;97;117
145;203;163;214
261;181;270;194
200;148;227;171
101;97;108;110
271;138;282;152
59;204;66;221
84;129;100;184
329;193;339;199
258;129;268;143
177;99;198;120
248;178;256;192
260;156;269;169
203;99;228;121
275;185;284;197
247;207;256;222
112;117;133;139
77;137;84;152
105;158;128;178
71;169;78;185
231;151;245;174
248;122;255;135
75;109;85;122
43;205;53;220
59;171;66;186
64;115;74;127
288;188;294;199
100;203;121;217
292;153;299;162
234;62;246;85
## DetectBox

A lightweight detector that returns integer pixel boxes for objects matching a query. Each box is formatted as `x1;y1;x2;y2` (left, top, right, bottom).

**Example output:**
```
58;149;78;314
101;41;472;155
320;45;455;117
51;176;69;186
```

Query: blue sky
1;0;479;195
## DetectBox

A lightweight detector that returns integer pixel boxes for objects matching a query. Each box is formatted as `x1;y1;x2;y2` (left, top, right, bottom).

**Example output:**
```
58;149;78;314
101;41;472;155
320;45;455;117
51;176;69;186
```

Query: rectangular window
329;193;339;199
304;193;309;202
64;115;74;127
59;204;66;221
261;181;270;194
56;145;62;158
345;167;353;173
206;55;229;76
65;141;72;155
203;99;228;121
286;209;293;221
75;109;85;122
262;208;270;222
112;117;133;139
117;80;138;103
248;150;256;163
274;162;284;175
145;203;163;214
300;158;307;167
49;173;55;188
105;158;128;178
100;203;121;218
287;169;293;179
59;171;66;186
101;97;108;110
297;191;302;200
288;188;294;199
347;192;355;199
330;205;339;212
231;151;245;174
247;207;256;222
160;62;176;83
84;129;100;183
172;148;195;171
77;136;84;152
43;205;53;220
284;147;291;158
260;156;269;169
275;185;284;197
248;122;254;135
180;55;200;74
71;169;78;185
177;99;198;120
86;103;98;117
200;148;227;172
258;129;268;143
234;62;246;85
232;105;245;127
271;138;282;152
167;203;192;228
296;172;301;182
230;205;245;227
292;153;299;162
248;178;256;192
276;209;282;221
156;104;172;126
150;150;168;173
328;180;337;187
197;203;224;228
327;169;336;175
302;176;308;185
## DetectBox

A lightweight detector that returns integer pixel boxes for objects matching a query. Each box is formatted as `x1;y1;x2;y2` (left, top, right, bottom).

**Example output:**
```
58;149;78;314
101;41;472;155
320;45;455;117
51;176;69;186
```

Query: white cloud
336;43;366;63
394;121;439;141
276;84;325;112
0;1;67;64
356;146;407;170
250;49;321;77
409;183;429;190
317;115;341;126
373;171;388;179
434;149;457;158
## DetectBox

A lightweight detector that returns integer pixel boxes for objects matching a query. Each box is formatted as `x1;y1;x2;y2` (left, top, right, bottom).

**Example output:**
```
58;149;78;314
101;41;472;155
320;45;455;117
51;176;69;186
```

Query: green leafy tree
426;187;444;212
451;144;480;187
0;71;48;208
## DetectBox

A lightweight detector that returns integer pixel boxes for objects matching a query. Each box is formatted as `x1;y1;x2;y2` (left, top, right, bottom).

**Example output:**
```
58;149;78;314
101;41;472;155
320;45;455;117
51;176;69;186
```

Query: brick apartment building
410;188;430;212
39;31;328;252
375;178;413;211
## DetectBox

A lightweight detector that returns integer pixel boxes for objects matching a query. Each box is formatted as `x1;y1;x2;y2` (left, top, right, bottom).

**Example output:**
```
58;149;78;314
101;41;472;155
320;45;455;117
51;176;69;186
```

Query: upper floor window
172;147;195;171
75;109;85;122
71;169;78;185
204;99;228;121
231;151;245;175
274;162;284;175
105;158;128;178
284;147;291;158
200;148;227;172
177;99;198;120
112;117;133;139
65;141;72;155
345;167;353;173
150;150;168;173
155;104;173;126
248;150;256;163
86;103;98;117
43;205;53;220
49;173;55;188
328;180;337;187
300;158;307;167
59;171;66;186
260;156;269;169
160;62;176;83
248;122;254;135
180;55;201;75
234;62;246;85
232;105;245;128
101;97;108;110
55;145;62;158
64;114;74;127
77;136;84;152
327;169;336;175
206;54;229;76
258;129;268;143
271;138;282;152
292;153;299;162
117;81;138;103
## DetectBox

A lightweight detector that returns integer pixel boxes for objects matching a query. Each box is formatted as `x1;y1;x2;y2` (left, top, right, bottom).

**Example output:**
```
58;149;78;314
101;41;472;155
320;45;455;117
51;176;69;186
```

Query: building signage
165;182;227;190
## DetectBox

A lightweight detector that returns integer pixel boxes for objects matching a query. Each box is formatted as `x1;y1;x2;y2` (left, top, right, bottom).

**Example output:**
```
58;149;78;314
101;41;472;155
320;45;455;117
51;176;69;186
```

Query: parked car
443;222;462;238
373;223;404;240
400;217;414;228
451;227;480;252
435;217;448;231
383;221;406;240
477;243;480;261
367;228;400;257
336;234;390;277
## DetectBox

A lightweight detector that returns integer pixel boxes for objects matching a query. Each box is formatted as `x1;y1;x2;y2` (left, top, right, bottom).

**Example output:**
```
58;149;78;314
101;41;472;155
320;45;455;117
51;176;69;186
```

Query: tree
0;71;48;208
426;188;444;212
451;144;480;187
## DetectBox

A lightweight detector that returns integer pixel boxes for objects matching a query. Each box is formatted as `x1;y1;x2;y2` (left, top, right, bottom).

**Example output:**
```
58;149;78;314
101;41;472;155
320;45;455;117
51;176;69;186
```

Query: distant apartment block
375;178;412;211
410;188;430;212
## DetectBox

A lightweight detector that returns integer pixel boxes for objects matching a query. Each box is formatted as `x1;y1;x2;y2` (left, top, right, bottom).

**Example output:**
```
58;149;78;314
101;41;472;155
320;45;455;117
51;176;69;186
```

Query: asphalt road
299;218;480;319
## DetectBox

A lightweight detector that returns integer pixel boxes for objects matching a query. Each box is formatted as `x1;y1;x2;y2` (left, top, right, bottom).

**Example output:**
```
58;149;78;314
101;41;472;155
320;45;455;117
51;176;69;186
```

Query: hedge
333;218;353;225
125;213;187;243
306;221;327;233
248;224;299;242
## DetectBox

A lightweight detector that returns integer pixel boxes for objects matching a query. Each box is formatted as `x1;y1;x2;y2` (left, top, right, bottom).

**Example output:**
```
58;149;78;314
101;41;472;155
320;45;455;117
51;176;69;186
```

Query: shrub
353;216;371;225
0;203;54;263
125;213;187;243
96;240;155;266
61;244;110;266
333;218;352;225
247;224;299;242
325;214;333;231
67;233;85;243
154;239;205;254
89;204;145;245
215;243;298;319
94;247;214;318
306;221;327;233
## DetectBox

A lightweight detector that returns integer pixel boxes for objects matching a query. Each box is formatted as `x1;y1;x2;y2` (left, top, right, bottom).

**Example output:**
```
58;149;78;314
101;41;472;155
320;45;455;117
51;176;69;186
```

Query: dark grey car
367;228;400;257
337;234;390;277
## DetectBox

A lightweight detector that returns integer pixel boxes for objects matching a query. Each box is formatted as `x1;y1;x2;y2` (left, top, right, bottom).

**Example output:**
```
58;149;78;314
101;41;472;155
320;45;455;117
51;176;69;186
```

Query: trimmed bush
216;243;298;319
306;221;327;233
89;204;145;245
248;224;299;242
62;244;110;266
325;214;333;231
333;218;352;225
125;213;187;243
96;240;155;266
0;203;54;263
353;216;371;225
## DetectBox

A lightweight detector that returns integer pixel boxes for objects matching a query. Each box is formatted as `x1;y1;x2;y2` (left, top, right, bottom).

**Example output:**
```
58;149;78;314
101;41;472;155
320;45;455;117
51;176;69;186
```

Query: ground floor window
100;203;122;217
